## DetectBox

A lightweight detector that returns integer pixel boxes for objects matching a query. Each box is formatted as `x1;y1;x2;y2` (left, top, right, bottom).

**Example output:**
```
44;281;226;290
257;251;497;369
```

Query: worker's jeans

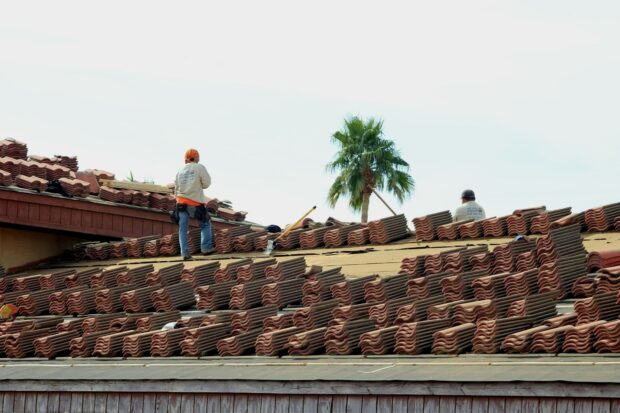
178;211;213;257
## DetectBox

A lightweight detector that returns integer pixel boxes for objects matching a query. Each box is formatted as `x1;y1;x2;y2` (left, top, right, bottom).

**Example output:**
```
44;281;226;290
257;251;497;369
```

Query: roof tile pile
482;216;509;237
369;214;409;244
15;174;48;191
530;207;572;234
215;225;254;254
412;211;453;241
0;138;28;159
58;177;90;197
585;203;620;232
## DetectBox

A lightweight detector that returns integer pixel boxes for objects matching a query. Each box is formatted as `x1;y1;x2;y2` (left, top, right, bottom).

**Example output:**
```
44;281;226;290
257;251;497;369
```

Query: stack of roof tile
359;325;399;355
505;292;558;324
180;323;233;356
482;216;509;237
506;207;546;235
472;316;532;353
347;227;371;246
98;186;125;203
323;224;364;248
443;246;489;274
58;177;90;197
5;328;54;358
229;277;273;310
196;281;236;310
236;259;275;282
145;263;184;286
408;271;453;299
0;138;28;159
287;327;327;355
120;285;159;312
399;255;427;277
129;191;150;208
265;257;306;281
585;202;620;232
217;328;264;356
33;330;81;358
217;207;247;222
440;269;491;301
261;277;305;308
151;282;196;311
503;269;540;297
180;262;219;287
537;254;587;298
529;325;574;353
16;289;56;316
302;268;345;306
574;291;620;324
117;265;154;287
15;174;47;191
587;250;620;272
593;320;620;352
85;243;111;260
214;258;253;283
215;225;253;254
412;211;452;241
293;299;339;329
255;326;304;356
550;211;588;232
263;313;294;333
126;235;160;258
299;226;331;249
369;214;410;244
95;285;137;313
453;295;522;324
49;286;88;314
158;233;180;256
331;275;377;305
529;207;572;234
393;295;444;324
364;273;408;303
562;320;607;353
435;220;471;241
253;232;278;251
0;169;12;186
136;311;181;332
331;300;374;324
458;220;484;239
231;306;277;334
54;154;78;172
325;318;376;355
149;193;176;212
394;318;452;354
432;323;476;354
232;230;268;252
492;239;537;274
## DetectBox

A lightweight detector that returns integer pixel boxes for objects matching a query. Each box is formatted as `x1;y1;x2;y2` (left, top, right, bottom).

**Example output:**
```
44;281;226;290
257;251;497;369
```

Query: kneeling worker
174;148;214;260
454;189;486;222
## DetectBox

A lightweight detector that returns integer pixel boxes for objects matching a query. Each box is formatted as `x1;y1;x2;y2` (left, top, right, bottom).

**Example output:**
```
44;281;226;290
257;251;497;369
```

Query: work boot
201;248;216;256
183;255;193;261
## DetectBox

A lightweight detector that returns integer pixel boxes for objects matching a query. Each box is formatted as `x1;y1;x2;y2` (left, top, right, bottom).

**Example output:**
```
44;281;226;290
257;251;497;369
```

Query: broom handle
276;206;317;241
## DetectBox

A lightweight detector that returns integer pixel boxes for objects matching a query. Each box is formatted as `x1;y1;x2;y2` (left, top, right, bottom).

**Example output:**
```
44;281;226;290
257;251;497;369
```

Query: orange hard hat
185;148;200;163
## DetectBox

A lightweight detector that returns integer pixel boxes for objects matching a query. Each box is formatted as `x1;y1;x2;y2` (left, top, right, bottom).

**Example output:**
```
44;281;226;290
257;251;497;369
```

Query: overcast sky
1;1;618;227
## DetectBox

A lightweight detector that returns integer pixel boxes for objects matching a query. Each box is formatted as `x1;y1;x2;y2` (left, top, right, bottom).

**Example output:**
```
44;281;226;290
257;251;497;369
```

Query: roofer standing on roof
174;148;214;260
453;189;486;222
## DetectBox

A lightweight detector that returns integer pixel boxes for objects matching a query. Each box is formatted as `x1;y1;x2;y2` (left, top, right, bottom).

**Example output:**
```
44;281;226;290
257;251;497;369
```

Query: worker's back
175;162;211;204
454;200;486;222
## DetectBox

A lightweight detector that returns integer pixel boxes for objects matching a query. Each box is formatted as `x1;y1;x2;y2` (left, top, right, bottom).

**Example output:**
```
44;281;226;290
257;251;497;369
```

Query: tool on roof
0;304;18;321
264;205;317;256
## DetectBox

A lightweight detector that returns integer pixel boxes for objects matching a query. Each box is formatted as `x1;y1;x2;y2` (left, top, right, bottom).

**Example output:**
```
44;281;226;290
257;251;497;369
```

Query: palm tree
326;116;414;223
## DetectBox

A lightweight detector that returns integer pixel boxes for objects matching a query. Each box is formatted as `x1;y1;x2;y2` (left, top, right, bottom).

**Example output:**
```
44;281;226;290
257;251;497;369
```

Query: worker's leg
200;219;213;253
178;211;190;258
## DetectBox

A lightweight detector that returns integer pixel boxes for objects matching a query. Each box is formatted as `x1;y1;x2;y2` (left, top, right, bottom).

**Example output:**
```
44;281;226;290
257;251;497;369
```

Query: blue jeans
178;211;213;257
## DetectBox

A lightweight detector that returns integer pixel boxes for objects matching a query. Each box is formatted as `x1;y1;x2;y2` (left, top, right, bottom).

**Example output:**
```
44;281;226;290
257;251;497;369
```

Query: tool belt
170;203;210;224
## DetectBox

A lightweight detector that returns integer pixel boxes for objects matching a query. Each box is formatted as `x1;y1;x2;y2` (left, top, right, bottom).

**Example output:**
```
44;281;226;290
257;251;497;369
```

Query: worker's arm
199;165;211;189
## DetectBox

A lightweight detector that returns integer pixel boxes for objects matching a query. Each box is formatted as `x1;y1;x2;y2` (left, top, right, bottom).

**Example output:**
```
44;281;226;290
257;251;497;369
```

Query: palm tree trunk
361;192;370;223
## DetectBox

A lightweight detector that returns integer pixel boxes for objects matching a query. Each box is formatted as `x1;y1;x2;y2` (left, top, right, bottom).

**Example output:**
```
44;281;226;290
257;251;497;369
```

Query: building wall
0;391;616;413
0;226;85;271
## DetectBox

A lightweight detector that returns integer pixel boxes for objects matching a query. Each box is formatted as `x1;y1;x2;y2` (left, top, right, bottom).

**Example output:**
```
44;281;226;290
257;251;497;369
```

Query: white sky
1;1;619;227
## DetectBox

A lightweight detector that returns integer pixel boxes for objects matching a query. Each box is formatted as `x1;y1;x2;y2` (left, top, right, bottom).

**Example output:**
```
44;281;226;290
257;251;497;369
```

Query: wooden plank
234;394;248;413
408;396;425;413
35;392;47;413
557;398;575;413
611;399;620;413
180;394;195;413
13;392;25;413
261;395;276;413
317;395;332;413
331;395;346;413
361;395;377;413
94;392;107;413
377;396;393;412
58;391;73;412
439;396;456;413
155;393;169;413
424;396;441;413
289;395;304;413
539;398;556;413
24;393;37;413
2;392;15;413
220;394;234;413
346;395;363;413
454;396;472;413
143;393;157;413
82;391;95;412
488;397;506;413
575;399;594;413
129;393;146;412
169;393;182;413
303;395;318;413
46;392;59;412
392;396;408;413
593;399;612;413
274;395;289;413
247;394;261;413
100;179;172;194
118;393;132;413
205;394;220;413
70;392;84;413
521;397;539;413
106;393;120;413
504;398;523;413
471;397;488;413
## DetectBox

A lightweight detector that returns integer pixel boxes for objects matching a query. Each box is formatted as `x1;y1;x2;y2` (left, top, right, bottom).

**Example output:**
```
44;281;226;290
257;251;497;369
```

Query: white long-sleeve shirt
453;201;486;222
175;162;211;204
